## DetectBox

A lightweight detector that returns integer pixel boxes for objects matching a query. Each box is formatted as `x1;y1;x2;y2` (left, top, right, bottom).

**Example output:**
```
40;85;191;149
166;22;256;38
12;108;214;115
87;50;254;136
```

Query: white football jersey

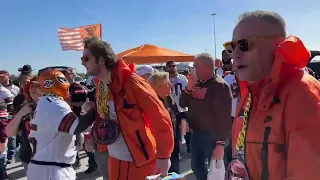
169;74;188;112
30;96;79;164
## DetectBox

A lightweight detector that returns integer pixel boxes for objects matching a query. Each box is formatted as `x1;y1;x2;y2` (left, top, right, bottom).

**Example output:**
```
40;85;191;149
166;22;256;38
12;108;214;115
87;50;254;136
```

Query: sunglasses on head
223;36;278;54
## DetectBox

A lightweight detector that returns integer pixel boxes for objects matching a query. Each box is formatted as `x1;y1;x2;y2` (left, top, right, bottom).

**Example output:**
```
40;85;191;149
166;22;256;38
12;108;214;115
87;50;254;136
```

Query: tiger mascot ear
128;63;136;73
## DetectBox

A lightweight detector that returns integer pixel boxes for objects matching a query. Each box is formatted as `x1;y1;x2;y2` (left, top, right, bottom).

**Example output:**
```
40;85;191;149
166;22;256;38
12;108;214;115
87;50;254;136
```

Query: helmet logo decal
42;80;55;88
56;76;69;84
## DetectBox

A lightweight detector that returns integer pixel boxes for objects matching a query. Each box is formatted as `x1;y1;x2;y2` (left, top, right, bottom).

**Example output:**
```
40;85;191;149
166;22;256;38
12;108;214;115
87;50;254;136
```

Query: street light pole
211;13;217;59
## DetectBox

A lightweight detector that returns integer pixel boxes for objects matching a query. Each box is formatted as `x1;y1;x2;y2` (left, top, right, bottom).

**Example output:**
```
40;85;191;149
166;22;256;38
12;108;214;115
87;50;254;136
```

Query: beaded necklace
96;80;110;119
235;93;252;151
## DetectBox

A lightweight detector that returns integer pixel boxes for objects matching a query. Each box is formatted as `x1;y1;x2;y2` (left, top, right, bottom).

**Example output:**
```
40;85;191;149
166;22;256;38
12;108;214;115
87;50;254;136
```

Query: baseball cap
18;64;33;73
136;65;154;76
0;70;9;77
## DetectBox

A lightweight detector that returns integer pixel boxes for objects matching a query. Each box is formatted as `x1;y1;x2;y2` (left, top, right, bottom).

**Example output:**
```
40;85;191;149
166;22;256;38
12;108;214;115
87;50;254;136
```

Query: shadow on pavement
8;168;25;180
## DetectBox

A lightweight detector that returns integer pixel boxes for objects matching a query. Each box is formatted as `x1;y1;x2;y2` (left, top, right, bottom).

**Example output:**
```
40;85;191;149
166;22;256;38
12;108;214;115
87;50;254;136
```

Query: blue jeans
190;131;216;180
7;136;17;161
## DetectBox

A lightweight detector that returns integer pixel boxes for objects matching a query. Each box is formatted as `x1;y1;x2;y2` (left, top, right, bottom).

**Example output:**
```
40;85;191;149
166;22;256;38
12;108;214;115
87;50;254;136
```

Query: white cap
136;65;154;76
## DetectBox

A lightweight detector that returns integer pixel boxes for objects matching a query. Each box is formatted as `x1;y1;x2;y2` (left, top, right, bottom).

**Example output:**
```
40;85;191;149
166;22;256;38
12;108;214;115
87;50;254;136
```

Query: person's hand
186;74;197;91
81;98;94;113
153;158;171;177
212;145;224;160
18;103;34;117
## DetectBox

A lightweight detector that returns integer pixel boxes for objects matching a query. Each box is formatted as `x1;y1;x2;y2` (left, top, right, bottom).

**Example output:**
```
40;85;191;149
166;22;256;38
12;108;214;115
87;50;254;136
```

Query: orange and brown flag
58;24;102;51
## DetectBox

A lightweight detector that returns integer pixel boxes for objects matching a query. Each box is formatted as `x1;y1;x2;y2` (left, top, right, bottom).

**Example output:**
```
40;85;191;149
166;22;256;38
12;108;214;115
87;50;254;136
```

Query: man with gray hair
179;53;232;180
224;10;320;179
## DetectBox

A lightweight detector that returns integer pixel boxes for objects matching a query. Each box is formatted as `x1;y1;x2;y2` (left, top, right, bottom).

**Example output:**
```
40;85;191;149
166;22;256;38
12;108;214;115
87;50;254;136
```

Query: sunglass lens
81;56;88;63
238;39;250;52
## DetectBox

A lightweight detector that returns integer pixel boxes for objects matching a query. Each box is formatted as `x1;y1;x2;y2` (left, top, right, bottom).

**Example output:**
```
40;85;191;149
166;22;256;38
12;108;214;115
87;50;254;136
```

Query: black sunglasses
167;65;176;68
223;39;252;54
223;36;278;54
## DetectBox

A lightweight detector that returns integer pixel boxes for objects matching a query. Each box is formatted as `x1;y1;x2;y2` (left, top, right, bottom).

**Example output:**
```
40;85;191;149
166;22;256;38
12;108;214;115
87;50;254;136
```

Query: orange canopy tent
117;44;194;64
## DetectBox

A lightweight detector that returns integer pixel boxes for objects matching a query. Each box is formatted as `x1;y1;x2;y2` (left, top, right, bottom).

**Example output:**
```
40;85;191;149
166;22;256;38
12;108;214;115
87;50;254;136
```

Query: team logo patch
56;76;69;84
42;80;55;88
91;120;119;145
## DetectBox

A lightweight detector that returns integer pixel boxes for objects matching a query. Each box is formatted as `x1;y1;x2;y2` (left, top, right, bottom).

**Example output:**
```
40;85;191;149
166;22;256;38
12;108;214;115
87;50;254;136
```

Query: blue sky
1;0;319;74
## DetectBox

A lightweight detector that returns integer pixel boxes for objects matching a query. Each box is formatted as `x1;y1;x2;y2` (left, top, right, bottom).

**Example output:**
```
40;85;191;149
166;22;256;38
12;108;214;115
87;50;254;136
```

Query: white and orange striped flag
58;24;102;51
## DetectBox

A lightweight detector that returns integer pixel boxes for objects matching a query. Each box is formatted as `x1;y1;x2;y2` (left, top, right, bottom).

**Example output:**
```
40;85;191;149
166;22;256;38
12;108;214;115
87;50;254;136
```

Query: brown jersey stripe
58;112;77;133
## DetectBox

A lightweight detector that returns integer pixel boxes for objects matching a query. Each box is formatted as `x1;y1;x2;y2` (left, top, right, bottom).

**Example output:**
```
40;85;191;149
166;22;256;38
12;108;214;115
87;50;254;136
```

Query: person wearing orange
223;10;320;179
81;37;174;180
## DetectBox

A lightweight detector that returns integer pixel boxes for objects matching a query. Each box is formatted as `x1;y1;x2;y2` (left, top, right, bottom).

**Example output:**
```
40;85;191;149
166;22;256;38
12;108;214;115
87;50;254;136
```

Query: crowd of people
0;9;319;180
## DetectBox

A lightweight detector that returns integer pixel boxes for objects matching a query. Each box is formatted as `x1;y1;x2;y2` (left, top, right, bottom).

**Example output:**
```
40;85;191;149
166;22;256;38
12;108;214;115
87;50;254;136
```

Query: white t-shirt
101;85;132;161
169;74;188;112
224;74;240;117
30;96;78;164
